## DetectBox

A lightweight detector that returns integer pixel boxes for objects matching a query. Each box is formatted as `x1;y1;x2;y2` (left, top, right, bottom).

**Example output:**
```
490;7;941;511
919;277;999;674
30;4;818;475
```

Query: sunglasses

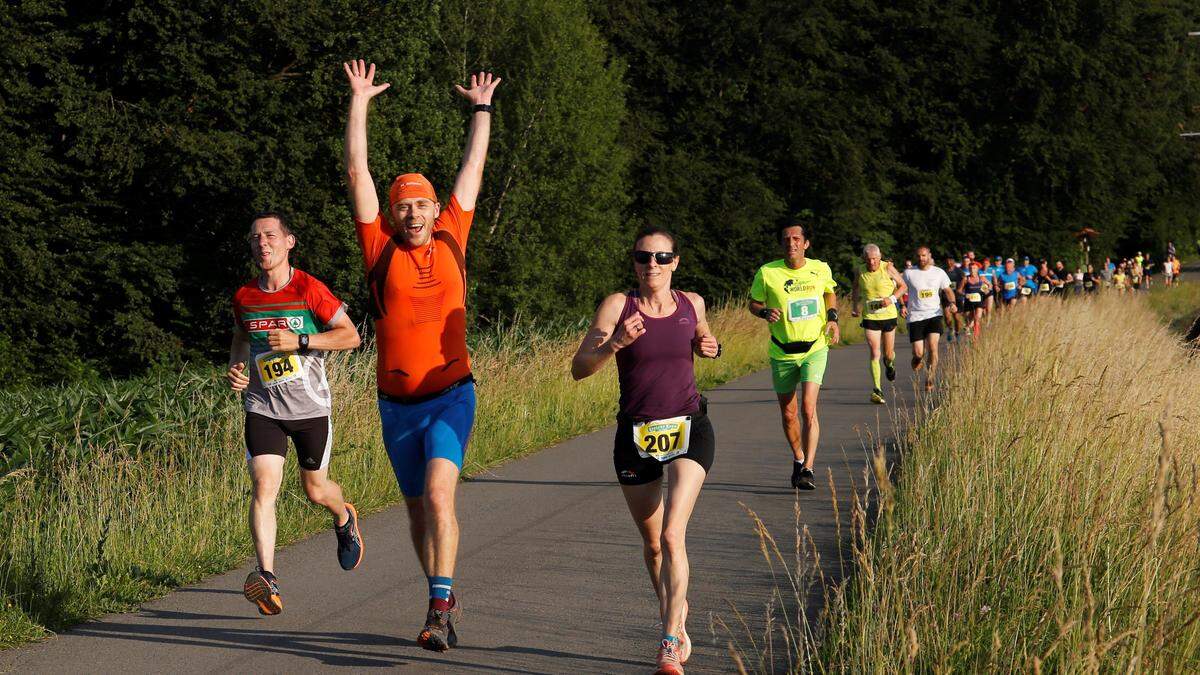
632;250;677;265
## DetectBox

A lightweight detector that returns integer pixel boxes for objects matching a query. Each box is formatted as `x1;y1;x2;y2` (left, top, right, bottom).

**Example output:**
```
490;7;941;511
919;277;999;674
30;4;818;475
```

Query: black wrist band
826;308;839;323
298;333;310;354
758;307;770;319
715;344;723;359
472;104;494;114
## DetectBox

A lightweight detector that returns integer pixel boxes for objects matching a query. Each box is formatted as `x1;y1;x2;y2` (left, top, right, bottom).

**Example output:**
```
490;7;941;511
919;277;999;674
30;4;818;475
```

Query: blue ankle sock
428;575;453;601
663;634;679;645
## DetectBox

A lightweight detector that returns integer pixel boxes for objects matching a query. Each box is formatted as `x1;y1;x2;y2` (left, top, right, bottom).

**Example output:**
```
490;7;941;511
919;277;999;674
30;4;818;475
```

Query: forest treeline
2;0;1199;382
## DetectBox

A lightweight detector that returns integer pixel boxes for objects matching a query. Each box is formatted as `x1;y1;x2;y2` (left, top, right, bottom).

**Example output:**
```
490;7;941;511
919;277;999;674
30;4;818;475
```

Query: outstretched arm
451;71;502;211
343;59;391;223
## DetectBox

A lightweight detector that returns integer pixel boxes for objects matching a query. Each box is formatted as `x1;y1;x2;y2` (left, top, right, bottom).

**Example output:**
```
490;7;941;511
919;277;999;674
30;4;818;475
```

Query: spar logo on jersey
247;316;305;332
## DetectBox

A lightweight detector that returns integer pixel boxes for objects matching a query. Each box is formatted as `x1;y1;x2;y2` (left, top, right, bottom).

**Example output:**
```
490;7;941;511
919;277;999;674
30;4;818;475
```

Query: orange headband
389;173;437;205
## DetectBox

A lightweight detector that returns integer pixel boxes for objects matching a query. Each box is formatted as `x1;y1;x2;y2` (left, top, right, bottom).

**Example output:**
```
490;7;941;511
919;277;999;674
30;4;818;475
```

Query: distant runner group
217;59;1176;675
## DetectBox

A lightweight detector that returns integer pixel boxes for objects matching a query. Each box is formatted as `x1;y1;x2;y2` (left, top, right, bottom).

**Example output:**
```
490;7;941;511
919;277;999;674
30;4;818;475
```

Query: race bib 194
966;292;982;303
788;297;820;322
255;351;302;388
632;415;692;462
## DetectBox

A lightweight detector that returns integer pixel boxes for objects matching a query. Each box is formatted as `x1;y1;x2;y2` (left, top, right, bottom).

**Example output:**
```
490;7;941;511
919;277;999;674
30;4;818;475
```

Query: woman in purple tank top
571;226;721;674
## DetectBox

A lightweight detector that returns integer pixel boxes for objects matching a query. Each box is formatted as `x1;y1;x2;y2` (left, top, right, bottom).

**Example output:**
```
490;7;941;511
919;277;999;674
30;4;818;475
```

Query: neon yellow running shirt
750;258;837;360
858;262;899;321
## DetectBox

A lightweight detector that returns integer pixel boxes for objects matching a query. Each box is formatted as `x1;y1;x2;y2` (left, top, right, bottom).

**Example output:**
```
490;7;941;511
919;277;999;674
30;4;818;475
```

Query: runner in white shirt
901;246;956;392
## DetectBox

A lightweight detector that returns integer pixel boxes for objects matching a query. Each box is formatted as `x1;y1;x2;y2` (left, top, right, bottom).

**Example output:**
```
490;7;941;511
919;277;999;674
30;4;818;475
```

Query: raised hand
227;362;250;392
454;71;502;106
611;312;646;350
343;59;390;99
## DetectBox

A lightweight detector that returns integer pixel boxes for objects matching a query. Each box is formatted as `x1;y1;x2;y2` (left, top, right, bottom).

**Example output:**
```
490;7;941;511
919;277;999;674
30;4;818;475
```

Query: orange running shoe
655;638;684;675
243;568;283;615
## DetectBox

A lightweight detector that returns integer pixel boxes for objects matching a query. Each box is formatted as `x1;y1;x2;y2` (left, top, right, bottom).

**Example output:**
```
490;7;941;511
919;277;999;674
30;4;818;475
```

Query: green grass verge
805;293;1200;670
0;301;792;649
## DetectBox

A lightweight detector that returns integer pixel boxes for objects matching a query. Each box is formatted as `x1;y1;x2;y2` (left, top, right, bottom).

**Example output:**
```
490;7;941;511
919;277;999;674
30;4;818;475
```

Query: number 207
644;431;682;452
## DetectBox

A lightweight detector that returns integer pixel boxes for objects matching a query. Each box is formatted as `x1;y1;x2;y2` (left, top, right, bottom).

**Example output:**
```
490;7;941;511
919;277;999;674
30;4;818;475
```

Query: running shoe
911;354;923;371
655;638;685;675
884;360;896;382
870;388;885;404
791;466;816;491
335;502;364;571
243;568;283;616
417;595;461;652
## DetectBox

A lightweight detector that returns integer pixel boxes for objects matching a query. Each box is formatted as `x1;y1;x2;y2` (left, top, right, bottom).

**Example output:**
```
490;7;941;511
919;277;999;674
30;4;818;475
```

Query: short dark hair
778;222;808;241
250;211;293;238
633;225;676;252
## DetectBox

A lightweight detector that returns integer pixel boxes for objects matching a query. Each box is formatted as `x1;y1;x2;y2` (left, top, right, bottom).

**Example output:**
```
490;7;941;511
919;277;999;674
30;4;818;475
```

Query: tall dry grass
785;293;1200;671
0;302;770;648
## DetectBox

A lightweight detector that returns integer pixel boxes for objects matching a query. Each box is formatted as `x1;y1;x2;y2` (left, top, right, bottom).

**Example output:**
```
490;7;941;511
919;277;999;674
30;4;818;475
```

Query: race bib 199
918;288;935;300
256;351;302;388
632;415;692;462
788;297;820;322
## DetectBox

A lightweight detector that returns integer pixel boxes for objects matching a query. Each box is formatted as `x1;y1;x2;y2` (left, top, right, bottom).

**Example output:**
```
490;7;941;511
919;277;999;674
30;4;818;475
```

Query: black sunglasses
632;250;677;265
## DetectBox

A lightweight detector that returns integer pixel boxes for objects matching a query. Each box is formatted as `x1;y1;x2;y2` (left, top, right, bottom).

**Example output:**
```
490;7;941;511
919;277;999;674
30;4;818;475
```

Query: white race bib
966;292;982;303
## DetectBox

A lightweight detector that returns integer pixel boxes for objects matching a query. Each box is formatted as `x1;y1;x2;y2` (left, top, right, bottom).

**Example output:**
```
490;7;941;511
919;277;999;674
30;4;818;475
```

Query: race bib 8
255;351;302;388
966;292;982;303
632;415;692;462
918;288;935;300
788;297;820;322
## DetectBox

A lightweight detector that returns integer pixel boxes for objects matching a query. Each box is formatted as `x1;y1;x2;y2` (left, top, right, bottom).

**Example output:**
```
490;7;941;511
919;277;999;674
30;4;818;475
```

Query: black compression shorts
245;412;332;471
860;318;897;332
613;400;715;485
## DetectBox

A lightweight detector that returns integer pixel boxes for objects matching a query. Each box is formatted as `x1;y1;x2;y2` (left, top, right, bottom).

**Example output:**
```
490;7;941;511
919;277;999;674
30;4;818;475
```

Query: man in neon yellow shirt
749;223;840;491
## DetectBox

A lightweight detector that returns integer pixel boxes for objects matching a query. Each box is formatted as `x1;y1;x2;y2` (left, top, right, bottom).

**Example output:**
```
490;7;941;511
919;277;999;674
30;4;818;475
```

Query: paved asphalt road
4;341;918;674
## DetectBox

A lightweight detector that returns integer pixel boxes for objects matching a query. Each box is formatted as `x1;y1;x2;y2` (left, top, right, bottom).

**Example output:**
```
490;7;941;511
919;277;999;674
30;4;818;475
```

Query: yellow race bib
918;288;935;300
632;415;693;462
255;351;302;388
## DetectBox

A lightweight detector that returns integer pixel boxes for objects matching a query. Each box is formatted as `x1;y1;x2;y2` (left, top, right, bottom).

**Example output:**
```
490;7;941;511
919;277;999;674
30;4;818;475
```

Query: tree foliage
1;0;1198;382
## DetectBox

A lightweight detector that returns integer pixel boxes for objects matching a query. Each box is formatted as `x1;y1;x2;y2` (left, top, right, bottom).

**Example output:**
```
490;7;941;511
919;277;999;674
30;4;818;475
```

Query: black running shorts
614;402;715;486
860;318;897;332
907;316;945;343
245;412;332;471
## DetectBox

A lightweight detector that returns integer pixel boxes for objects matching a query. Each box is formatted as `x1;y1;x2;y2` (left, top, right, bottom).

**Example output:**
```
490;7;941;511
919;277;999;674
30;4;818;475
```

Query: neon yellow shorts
770;347;829;393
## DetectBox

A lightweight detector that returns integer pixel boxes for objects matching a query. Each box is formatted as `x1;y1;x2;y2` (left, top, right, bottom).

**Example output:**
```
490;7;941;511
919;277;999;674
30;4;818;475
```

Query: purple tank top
615;290;702;420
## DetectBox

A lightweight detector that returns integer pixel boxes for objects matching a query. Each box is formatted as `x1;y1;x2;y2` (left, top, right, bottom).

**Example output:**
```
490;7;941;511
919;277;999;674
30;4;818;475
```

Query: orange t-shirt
355;196;473;399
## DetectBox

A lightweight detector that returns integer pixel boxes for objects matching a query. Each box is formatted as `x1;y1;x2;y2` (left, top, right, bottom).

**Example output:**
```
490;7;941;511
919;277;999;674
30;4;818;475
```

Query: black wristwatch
757;307;771;319
714;344;723;359
472;103;494;114
826;308;839;323
298;333;310;355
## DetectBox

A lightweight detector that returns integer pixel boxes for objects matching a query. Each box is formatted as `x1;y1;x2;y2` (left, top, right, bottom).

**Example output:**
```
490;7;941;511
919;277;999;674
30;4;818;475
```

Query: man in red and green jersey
342;59;500;651
226;212;364;616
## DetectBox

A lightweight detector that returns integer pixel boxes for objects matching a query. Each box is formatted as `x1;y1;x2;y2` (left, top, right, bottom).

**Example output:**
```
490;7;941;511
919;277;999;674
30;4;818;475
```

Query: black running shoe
884;360;896;382
335;503;363;571
417;595;461;652
791;465;816;490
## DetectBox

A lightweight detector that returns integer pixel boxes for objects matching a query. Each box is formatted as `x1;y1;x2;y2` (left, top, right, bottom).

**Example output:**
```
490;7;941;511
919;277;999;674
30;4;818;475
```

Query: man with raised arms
342;59;499;651
749;223;840;491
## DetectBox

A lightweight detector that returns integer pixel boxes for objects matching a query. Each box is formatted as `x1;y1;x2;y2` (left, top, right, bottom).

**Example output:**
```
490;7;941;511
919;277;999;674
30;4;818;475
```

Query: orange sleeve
355;212;391;271
436;196;475;249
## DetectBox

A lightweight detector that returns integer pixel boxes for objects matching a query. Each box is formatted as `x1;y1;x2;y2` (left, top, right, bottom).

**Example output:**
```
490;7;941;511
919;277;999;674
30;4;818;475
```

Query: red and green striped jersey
232;269;346;420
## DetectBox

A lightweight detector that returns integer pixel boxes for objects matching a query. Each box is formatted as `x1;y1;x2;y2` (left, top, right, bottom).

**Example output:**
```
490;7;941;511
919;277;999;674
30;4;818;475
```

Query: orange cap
389;173;437;205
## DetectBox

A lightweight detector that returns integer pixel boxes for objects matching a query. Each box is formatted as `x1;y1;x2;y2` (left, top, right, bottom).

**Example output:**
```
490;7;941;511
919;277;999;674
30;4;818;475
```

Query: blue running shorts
378;381;476;497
